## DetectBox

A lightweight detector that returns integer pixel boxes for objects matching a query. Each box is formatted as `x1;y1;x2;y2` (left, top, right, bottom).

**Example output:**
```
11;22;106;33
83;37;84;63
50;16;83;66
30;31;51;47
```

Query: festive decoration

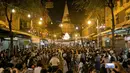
63;33;70;40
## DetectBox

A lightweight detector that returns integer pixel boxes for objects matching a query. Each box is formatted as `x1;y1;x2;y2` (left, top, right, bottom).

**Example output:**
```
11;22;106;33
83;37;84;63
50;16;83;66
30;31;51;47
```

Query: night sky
47;0;85;26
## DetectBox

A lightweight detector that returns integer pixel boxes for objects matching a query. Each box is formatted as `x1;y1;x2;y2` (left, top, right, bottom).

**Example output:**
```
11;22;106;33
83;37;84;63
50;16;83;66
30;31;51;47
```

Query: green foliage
19;0;44;15
73;0;106;25
0;0;45;16
73;0;106;17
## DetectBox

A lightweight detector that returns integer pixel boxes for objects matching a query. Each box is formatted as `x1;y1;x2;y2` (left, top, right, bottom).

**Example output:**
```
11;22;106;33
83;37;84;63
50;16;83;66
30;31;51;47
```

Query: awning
93;27;123;38
0;28;39;38
0;20;39;38
12;30;39;38
0;20;9;28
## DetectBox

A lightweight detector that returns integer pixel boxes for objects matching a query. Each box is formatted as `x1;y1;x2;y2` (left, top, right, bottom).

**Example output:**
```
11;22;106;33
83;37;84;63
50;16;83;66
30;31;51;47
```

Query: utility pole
107;0;115;49
80;24;85;49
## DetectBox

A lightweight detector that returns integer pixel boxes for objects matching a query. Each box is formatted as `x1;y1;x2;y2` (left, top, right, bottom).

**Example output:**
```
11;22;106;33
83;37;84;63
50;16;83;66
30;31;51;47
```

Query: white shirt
78;62;83;73
34;67;42;73
49;56;60;66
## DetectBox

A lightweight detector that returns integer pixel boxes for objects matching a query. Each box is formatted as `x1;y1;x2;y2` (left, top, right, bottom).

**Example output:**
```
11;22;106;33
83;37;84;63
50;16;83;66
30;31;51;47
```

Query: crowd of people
0;44;130;73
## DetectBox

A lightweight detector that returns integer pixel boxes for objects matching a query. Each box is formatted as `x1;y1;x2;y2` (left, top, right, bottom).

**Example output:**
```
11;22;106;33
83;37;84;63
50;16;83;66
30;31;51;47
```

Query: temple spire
62;1;70;23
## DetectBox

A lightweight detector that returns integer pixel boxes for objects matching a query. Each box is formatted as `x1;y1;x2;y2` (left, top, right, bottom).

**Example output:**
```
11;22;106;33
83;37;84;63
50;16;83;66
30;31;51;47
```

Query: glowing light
40;18;43;20
59;24;63;27
28;30;31;33
63;33;70;40
28;14;31;18
54;34;56;37
87;20;92;24
76;27;79;30
75;34;78;37
51;22;53;24
12;9;15;13
38;21;42;25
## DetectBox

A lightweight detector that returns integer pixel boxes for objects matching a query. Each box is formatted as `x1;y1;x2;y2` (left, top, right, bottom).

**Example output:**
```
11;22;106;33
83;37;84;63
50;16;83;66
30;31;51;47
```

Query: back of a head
3;69;11;73
15;63;23;70
37;62;42;67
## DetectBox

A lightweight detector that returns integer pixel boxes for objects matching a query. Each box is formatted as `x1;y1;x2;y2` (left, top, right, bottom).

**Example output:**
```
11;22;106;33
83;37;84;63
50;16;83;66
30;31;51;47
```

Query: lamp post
38;21;42;49
96;19;100;49
53;34;57;44
87;19;100;49
27;14;33;32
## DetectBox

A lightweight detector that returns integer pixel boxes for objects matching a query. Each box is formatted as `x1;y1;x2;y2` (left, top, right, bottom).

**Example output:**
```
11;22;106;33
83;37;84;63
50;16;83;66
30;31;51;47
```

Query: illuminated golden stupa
61;1;74;34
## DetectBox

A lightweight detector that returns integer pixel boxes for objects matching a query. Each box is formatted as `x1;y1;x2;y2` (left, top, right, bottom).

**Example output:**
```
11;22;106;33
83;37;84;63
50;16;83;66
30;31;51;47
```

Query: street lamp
87;20;92;25
28;14;31;18
59;24;63;27
87;19;100;49
75;34;78;37
40;18;43;20
76;27;79;30
11;9;15;13
54;34;57;38
51;22;53;24
38;21;42;25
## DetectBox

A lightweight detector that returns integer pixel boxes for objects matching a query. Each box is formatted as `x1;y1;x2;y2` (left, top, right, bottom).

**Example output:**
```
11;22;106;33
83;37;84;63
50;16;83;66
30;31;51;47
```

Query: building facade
0;1;51;51
82;0;130;49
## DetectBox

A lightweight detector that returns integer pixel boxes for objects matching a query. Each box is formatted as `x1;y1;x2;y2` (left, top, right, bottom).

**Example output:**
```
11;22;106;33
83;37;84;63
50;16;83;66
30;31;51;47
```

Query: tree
73;0;106;49
0;0;20;56
107;0;115;49
73;0;117;49
0;0;48;55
